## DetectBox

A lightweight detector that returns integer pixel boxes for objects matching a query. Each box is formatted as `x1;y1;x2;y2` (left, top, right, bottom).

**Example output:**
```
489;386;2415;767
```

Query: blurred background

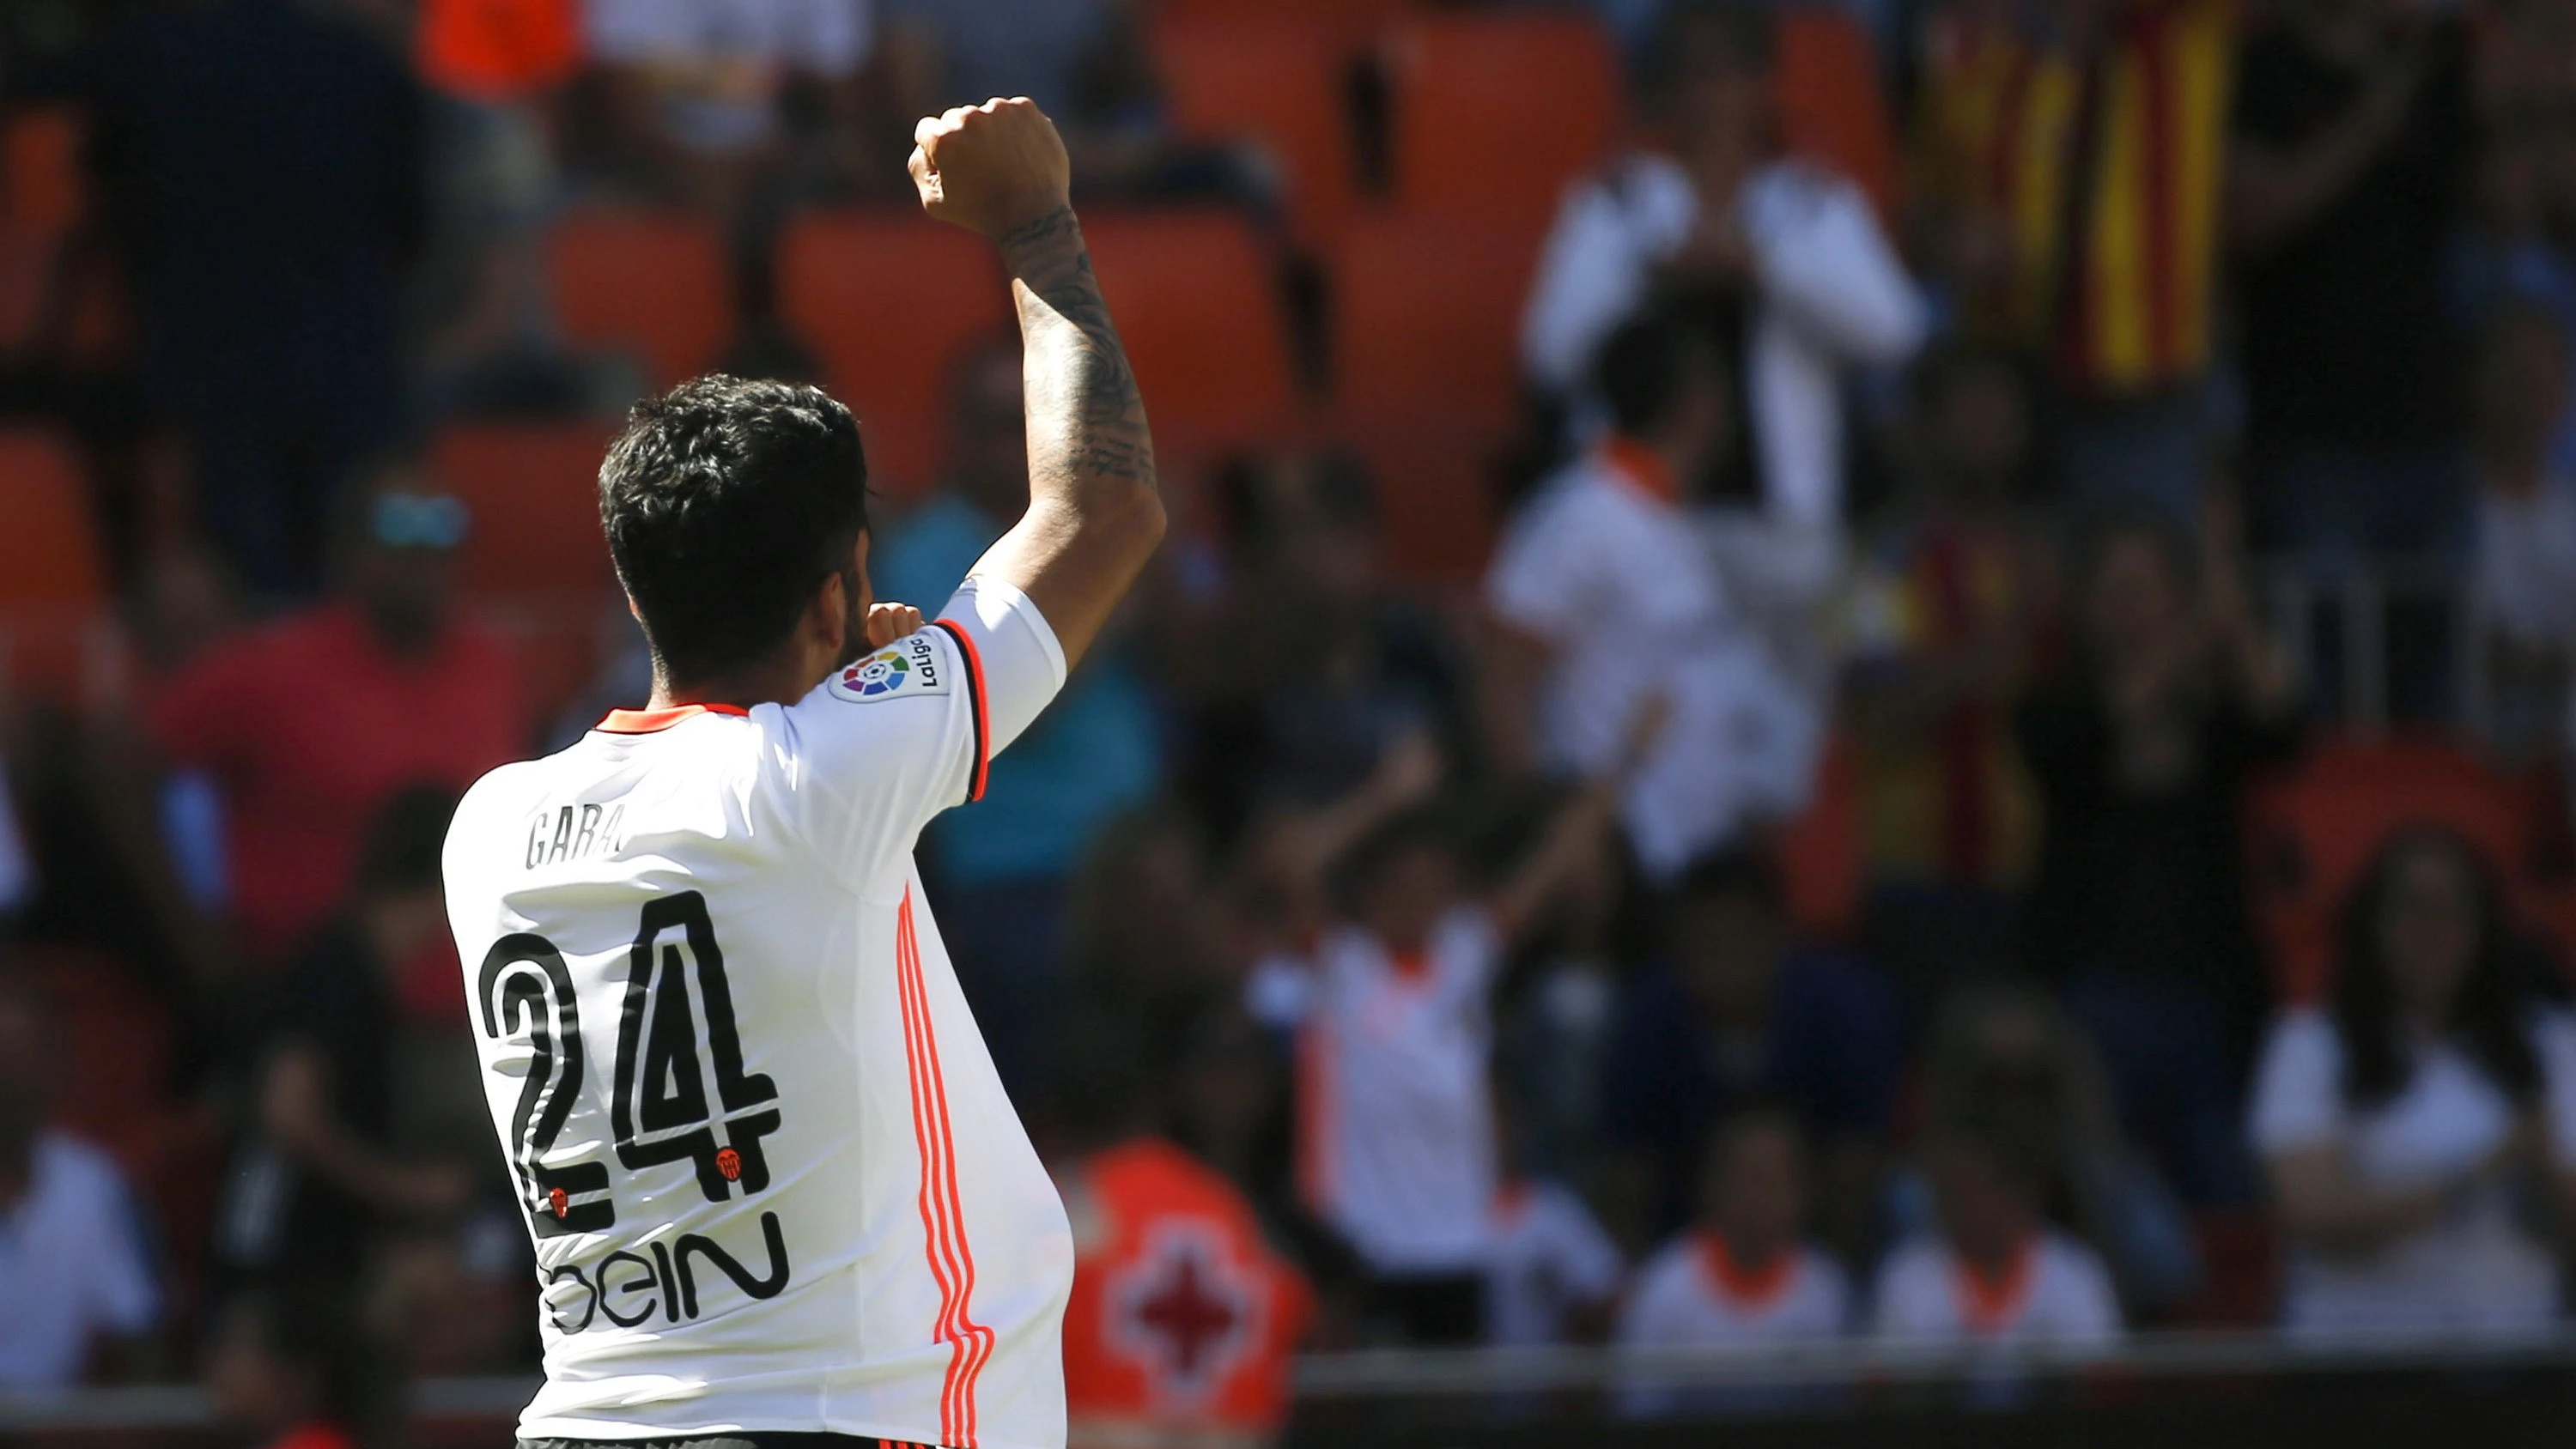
5;0;2576;1445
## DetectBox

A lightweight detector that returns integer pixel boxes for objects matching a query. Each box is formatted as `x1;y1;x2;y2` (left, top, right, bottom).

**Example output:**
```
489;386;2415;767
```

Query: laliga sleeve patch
826;633;954;703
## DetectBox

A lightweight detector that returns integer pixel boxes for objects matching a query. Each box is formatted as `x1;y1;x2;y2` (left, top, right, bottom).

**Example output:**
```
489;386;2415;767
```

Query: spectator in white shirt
1485;313;1823;880
2250;827;2576;1338
1618;1107;1850;1417
1520;0;1924;606
586;0;885;216
1871;1129;2123;1351
2468;301;2576;763
0;973;161;1387
1261;740;1628;1344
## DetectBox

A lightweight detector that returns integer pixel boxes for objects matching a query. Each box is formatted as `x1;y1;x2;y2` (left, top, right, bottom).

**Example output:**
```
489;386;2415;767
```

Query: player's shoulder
812;626;969;709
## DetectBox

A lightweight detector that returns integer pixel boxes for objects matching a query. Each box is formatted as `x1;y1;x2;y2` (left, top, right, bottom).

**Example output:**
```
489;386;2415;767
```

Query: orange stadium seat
546;208;734;389
1329;211;1544;431
1159;0;1409;51
1775;6;1899;221
2247;737;2537;1002
775;209;1009;500
433;421;621;719
1153;16;1358;247
0;429;107;698
3;106;88;237
1382;13;1623;222
1081;210;1301;469
1332;417;1499;581
434;421;619;601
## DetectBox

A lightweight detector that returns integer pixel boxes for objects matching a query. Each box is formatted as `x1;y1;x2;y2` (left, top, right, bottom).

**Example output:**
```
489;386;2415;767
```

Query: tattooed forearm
997;205;1156;491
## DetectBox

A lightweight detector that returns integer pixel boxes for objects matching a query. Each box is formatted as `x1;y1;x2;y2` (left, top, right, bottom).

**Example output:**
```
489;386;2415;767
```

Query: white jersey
443;579;1074;1449
1292;910;1499;1276
1868;1231;2122;1349
1484;452;1820;879
1612;1233;1847;1419
1617;1234;1850;1350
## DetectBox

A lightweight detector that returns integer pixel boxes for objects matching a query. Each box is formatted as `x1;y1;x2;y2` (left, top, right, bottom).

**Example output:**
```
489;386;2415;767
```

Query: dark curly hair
2330;827;2540;1110
598;374;870;685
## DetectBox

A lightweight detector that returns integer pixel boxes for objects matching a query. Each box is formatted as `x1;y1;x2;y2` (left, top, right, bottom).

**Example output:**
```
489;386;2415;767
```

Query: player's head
599;375;872;693
1699;1104;1808;1260
1595;310;1729;479
1669;847;1788;1024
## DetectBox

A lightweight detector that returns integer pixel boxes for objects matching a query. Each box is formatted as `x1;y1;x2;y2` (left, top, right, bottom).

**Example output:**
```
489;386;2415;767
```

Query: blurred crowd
9;0;2576;1445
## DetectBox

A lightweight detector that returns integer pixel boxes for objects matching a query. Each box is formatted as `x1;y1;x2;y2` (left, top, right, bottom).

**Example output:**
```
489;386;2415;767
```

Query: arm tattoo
996;205;1156;490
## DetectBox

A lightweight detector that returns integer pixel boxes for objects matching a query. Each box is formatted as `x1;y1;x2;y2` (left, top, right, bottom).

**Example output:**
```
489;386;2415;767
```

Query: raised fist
908;98;1072;240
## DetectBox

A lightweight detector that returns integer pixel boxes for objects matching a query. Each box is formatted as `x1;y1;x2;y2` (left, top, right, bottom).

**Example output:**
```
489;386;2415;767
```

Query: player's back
443;595;1076;1449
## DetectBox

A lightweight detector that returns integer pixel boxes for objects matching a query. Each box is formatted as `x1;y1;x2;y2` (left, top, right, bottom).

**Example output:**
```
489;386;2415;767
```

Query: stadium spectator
1484;1076;1625;1349
872;336;1161;1102
1869;1128;2123;1349
582;0;892;221
881;0;1251;204
2230;0;2476;555
1839;344;2050;984
143;462;526;969
1485;312;1821;880
1192;450;1466;825
1270;751;1623;1344
86;0;428;597
1597;850;1903;1257
211;788;477;1289
1522;0;1923;584
1047;1017;1312;1449
1918;981;2200;1313
2017;503;2297;1206
1909;0;2234;514
2467;302;2576;762
2249;828;2576;1337
0;972;161;1388
1616;1107;1852;1417
204;1289;392;1449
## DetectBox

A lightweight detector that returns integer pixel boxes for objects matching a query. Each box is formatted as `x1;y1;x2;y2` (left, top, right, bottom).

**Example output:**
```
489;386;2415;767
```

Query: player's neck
652;659;819;713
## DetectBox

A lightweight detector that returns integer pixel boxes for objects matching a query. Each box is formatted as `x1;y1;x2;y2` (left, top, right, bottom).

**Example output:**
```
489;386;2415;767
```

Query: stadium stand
544;207;735;390
1381;12;1624;222
776;209;1010;500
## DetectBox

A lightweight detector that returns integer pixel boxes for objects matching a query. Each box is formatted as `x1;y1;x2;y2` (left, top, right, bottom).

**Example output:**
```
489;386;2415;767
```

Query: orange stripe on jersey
897;890;995;1446
930;619;990;803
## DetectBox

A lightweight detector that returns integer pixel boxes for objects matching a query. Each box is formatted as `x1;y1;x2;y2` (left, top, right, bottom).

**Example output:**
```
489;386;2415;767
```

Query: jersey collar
1598;435;1681;506
595;702;751;734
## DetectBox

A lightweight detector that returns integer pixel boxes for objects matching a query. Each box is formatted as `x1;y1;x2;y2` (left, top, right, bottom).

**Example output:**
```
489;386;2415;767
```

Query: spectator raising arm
911;98;1166;670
